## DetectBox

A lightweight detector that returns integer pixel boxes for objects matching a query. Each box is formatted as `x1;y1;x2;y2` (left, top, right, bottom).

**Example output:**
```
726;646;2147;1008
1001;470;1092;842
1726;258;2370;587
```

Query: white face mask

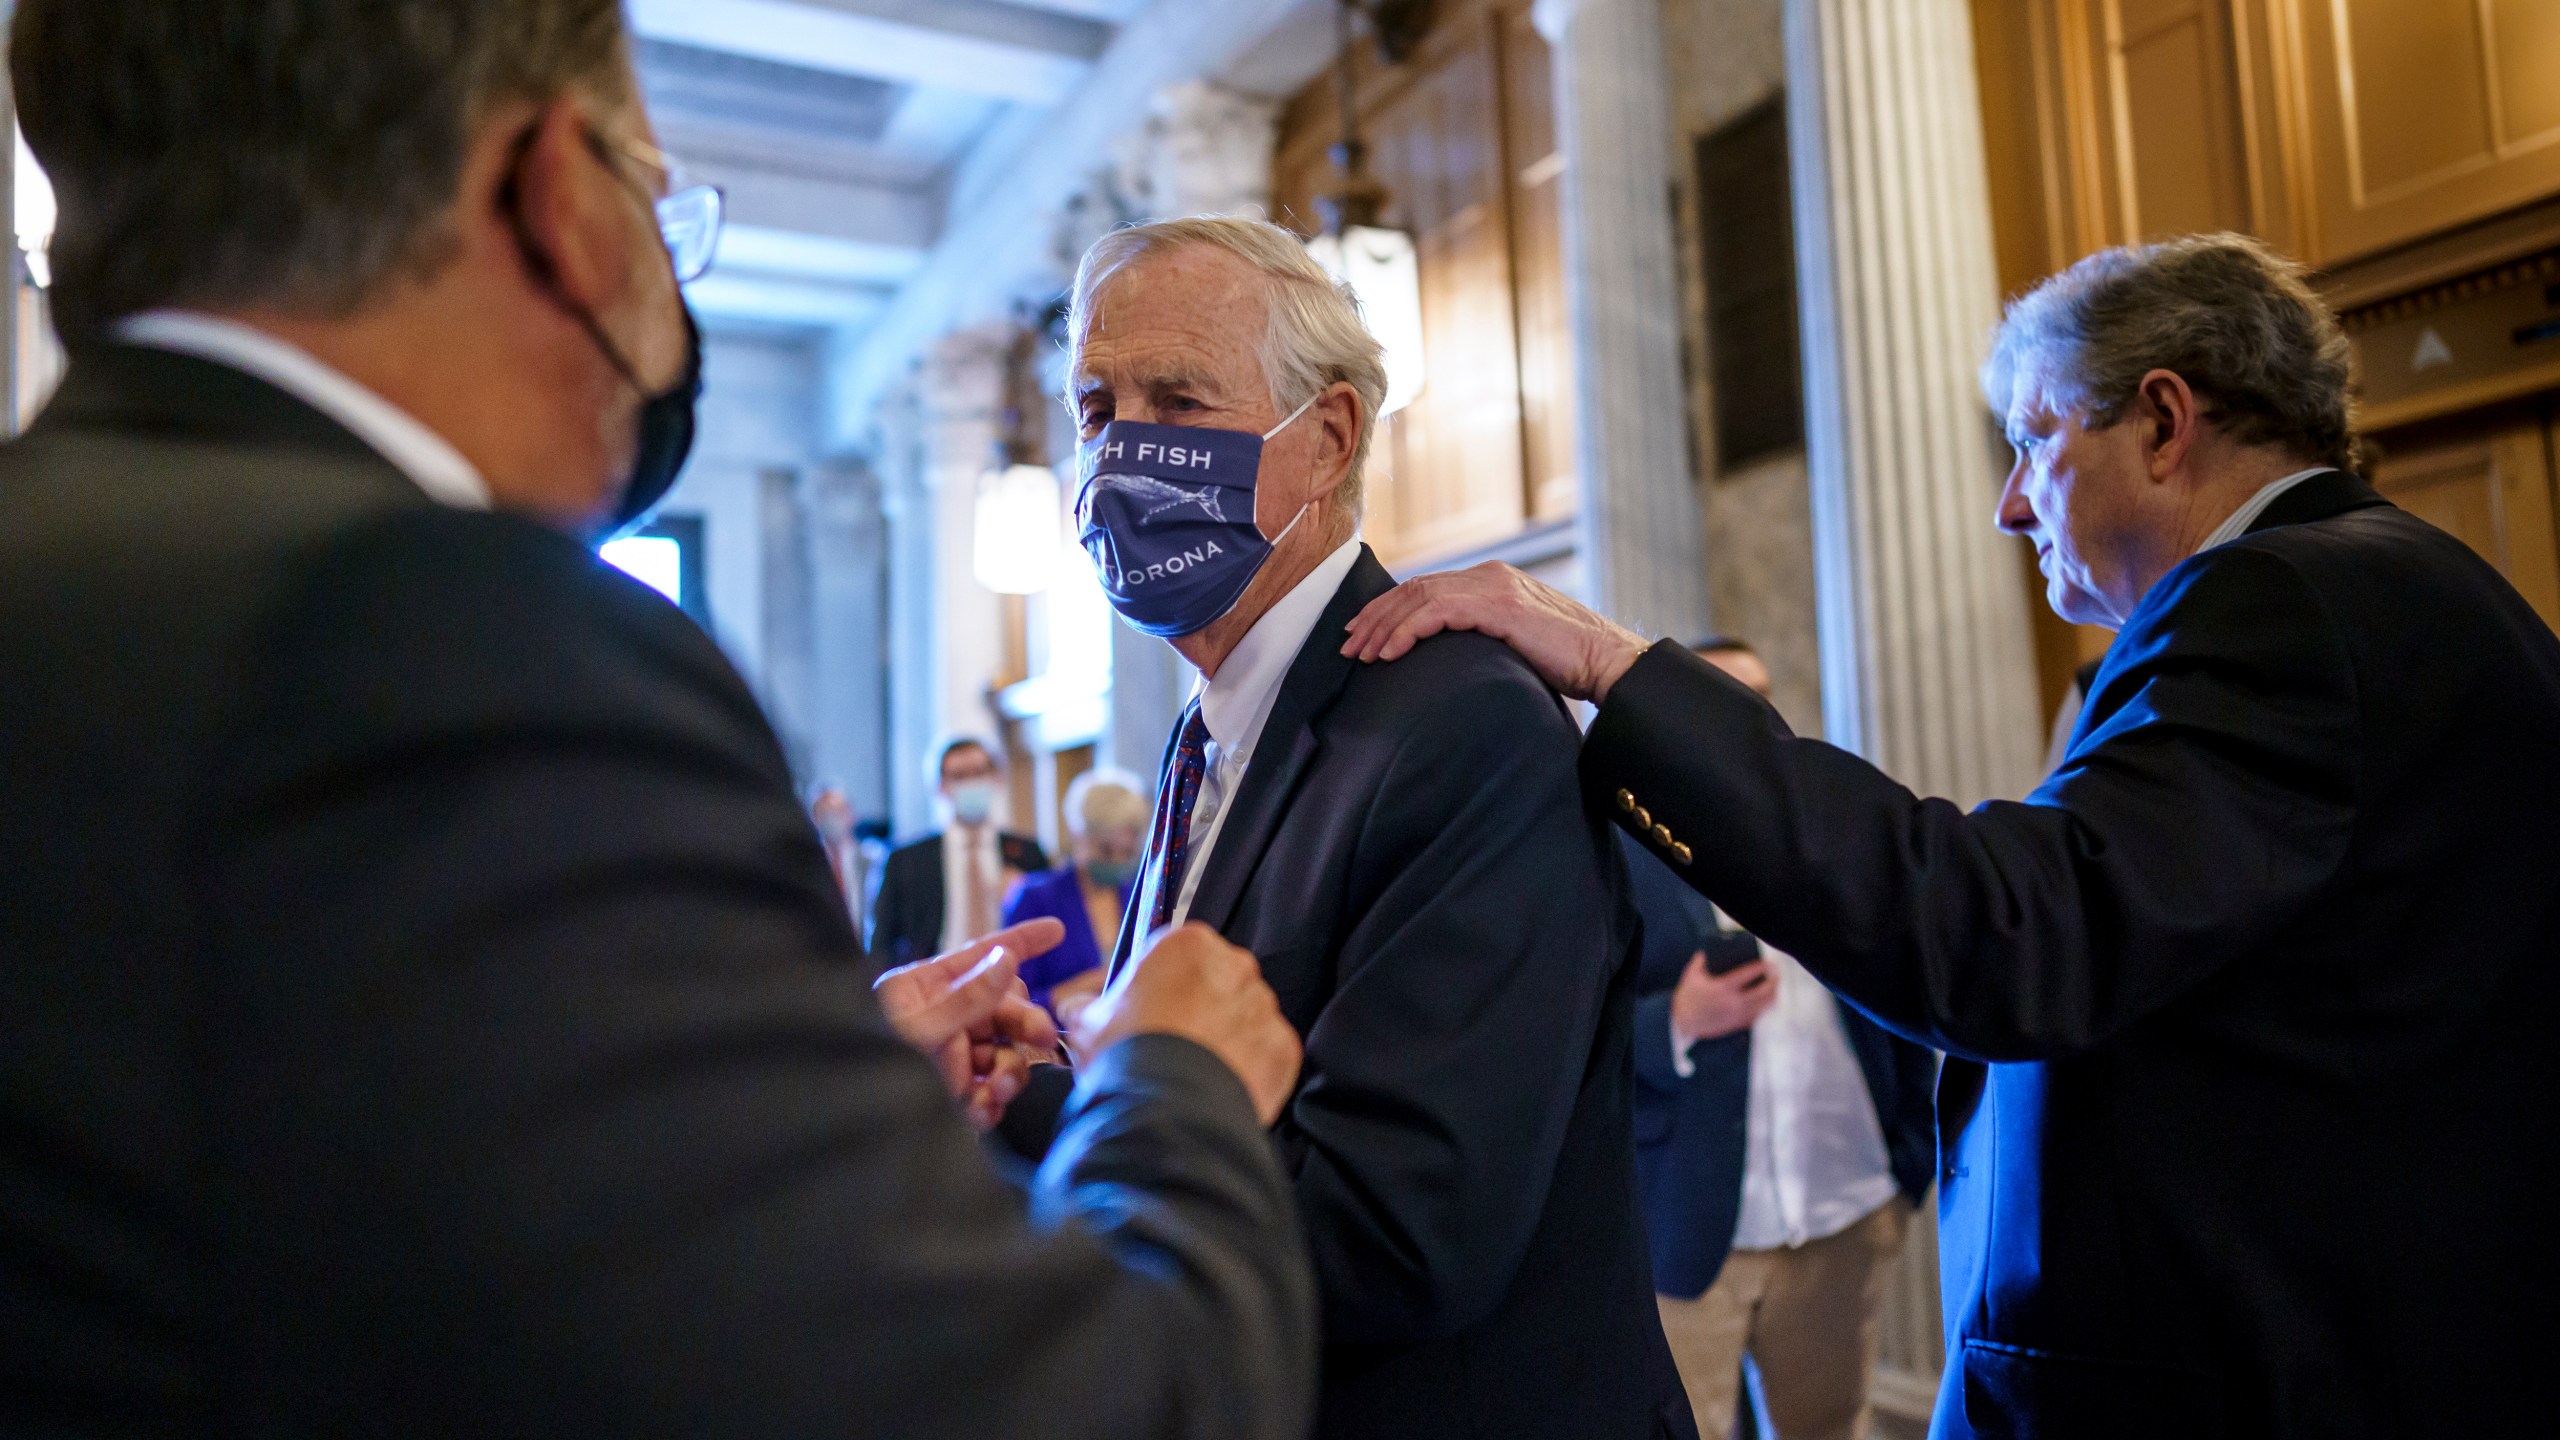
946;782;998;828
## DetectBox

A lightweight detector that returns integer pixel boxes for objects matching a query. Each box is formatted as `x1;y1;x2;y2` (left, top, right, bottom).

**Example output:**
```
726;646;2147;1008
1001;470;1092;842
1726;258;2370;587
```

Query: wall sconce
973;461;1063;595
1308;225;1426;415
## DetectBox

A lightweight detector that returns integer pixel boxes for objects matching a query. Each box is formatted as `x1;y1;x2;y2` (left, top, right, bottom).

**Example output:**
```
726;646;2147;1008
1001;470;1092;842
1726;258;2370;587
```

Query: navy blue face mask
1074;395;1318;639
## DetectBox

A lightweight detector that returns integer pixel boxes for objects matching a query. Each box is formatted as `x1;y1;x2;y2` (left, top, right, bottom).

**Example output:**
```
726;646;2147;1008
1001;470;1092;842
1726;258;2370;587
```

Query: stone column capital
1142;79;1280;220
920;325;1012;426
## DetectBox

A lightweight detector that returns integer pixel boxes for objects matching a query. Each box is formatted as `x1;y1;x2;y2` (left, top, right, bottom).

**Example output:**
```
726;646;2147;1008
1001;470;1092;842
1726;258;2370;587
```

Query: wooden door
2369;420;2560;631
2295;0;2560;264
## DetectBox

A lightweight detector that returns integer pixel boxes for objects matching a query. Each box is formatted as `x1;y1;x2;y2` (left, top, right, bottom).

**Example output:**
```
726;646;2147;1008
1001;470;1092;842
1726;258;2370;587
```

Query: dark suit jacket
866;829;1049;971
0;344;1313;1438
1105;549;1696;1440
1586;471;2560;1438
1622;835;1935;1300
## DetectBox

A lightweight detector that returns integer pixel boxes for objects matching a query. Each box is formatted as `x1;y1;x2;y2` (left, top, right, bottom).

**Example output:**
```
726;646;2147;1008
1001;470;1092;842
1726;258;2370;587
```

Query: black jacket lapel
1182;548;1395;936
2244;469;2391;535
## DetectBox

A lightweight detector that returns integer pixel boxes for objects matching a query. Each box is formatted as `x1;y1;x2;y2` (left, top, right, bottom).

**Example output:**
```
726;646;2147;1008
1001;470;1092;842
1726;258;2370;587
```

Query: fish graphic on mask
1101;473;1229;524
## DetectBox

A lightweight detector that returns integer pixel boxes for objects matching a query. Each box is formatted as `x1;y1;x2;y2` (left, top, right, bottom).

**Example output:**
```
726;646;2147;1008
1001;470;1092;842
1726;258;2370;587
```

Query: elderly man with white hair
1038;216;1696;1440
1345;233;2560;1437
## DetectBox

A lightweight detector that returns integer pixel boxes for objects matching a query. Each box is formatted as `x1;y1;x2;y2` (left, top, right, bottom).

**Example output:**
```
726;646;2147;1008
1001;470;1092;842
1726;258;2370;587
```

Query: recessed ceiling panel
638;38;908;144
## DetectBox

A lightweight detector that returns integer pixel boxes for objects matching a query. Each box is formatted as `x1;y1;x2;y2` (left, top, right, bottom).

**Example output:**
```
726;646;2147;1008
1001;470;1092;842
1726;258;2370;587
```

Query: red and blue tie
1145;703;1216;933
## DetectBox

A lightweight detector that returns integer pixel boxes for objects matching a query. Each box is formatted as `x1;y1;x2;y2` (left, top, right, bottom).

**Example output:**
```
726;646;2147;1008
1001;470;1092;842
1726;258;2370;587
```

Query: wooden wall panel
1368;32;1530;560
1502;5;1579;522
2099;0;2254;240
2298;0;2560;262
2496;0;2560;144
2369;420;2560;631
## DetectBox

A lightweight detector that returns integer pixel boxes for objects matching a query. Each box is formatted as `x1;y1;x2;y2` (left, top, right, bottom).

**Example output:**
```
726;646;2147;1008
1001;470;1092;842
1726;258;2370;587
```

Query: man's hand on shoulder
1339;561;1649;703
1073;923;1302;1126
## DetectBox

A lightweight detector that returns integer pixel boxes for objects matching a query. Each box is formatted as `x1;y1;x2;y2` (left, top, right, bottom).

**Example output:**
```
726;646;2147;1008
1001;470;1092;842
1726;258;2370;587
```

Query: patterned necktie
1145;703;1216;933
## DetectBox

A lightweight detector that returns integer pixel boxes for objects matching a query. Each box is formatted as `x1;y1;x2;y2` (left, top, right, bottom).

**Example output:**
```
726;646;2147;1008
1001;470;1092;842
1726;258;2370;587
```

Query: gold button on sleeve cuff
1671;842;1694;866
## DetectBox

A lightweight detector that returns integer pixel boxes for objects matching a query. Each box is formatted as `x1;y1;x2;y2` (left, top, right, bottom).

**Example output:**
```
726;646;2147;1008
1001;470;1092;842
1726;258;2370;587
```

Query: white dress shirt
2194;466;2330;555
112;310;491;510
1674;930;1902;1251
1132;538;1364;933
938;823;1006;955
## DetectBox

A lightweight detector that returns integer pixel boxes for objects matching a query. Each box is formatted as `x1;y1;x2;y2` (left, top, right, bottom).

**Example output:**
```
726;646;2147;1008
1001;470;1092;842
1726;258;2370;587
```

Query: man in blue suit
1055;215;1694;1440
1347;234;2560;1436
1628;640;1935;1440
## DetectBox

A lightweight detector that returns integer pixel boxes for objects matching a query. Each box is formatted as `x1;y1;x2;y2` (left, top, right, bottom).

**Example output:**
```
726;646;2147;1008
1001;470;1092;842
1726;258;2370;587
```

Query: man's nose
1993;462;2036;536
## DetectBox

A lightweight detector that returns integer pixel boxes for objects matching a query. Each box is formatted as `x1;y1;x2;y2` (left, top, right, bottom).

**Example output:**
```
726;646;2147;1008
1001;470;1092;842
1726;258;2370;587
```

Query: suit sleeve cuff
1065;1032;1261;1132
1632;989;1686;1088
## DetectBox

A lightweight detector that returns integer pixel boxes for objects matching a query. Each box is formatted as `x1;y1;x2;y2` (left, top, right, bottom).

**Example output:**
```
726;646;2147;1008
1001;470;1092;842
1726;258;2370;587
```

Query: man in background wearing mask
1048;216;1694;1440
0;4;1320;1436
869;737;1053;972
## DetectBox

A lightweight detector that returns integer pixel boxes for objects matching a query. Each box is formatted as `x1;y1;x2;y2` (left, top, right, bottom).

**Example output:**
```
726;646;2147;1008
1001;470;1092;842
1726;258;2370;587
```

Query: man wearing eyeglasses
0;3;1317;1437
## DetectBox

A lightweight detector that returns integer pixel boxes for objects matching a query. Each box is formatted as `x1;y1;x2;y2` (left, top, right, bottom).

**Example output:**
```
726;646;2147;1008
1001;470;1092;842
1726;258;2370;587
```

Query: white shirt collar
2195;467;2330;556
111;310;491;510
1195;538;1365;767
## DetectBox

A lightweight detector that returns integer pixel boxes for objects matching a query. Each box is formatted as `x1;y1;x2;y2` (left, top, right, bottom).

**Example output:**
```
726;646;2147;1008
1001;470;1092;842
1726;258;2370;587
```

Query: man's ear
2134;369;2199;482
1308;381;1365;504
502;95;627;312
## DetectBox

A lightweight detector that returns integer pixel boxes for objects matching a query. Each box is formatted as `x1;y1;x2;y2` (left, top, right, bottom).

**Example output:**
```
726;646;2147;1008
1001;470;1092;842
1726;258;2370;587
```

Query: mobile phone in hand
1702;931;1763;976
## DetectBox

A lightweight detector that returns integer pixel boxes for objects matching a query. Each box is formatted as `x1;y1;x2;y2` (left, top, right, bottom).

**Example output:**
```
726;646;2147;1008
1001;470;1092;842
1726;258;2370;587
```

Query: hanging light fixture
1304;0;1428;416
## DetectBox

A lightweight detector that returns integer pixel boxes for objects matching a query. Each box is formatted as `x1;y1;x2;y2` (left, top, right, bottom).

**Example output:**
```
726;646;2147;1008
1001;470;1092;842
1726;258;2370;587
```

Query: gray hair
1982;233;2357;471
1063;769;1151;839
1066;215;1390;519
9;0;634;346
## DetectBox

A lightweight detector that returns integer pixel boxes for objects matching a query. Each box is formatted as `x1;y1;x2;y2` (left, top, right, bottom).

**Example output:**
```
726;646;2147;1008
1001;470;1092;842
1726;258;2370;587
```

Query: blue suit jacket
1585;472;2560;1438
1105;549;1697;1440
1623;834;1935;1300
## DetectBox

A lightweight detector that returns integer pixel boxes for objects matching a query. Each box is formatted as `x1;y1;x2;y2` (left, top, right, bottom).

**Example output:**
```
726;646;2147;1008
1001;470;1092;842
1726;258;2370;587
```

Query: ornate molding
2336;247;2560;335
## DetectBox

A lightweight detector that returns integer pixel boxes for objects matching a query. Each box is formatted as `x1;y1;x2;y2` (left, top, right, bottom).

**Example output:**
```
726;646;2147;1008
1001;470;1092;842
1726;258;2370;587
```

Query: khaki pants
1656;1200;1911;1440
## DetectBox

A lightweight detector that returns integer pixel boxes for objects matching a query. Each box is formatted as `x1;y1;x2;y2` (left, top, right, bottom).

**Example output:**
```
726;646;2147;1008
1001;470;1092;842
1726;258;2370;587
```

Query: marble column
872;374;941;838
759;465;819;782
920;327;1013;800
1783;0;2043;810
1784;1;2045;1402
1141;80;1281;221
803;461;892;819
1533;0;1713;640
1100;80;1285;777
